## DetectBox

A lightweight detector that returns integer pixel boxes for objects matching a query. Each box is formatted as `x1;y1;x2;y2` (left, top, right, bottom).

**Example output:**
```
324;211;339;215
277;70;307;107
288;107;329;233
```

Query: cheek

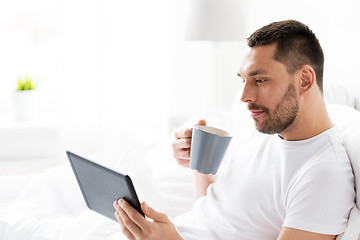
257;88;282;110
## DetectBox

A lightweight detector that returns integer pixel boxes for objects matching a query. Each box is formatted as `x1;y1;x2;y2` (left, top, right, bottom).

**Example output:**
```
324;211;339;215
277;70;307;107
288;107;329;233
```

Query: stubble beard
248;84;299;135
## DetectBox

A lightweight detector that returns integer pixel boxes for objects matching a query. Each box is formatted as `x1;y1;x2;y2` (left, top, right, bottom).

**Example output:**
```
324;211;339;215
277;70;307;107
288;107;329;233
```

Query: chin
255;121;285;135
257;128;278;135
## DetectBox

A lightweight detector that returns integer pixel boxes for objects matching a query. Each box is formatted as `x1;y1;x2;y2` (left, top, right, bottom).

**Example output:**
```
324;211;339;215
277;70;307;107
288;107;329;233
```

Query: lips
250;110;265;118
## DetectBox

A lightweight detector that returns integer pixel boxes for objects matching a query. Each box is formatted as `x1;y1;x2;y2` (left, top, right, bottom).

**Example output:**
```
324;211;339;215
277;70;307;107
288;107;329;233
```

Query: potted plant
12;75;39;121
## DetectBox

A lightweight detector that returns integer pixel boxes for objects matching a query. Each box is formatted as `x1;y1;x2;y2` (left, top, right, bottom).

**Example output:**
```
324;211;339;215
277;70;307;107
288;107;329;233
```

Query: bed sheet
0;145;196;240
0;103;260;240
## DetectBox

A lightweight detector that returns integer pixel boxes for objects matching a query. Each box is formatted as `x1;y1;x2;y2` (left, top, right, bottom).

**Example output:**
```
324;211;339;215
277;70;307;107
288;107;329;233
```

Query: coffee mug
189;124;232;175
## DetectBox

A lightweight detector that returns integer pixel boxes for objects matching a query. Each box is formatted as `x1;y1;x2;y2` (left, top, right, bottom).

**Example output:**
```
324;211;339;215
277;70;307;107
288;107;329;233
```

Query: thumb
141;202;168;223
197;119;206;126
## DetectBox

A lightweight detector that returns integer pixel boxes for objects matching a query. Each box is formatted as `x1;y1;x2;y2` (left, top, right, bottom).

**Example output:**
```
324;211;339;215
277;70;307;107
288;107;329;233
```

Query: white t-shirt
174;128;355;240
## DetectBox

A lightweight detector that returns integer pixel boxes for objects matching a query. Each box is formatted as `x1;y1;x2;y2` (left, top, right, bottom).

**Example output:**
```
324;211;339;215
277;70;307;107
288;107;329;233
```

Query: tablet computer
66;151;144;221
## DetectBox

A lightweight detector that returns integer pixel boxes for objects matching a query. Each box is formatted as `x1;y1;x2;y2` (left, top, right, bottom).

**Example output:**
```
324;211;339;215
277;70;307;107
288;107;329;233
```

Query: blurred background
0;0;359;174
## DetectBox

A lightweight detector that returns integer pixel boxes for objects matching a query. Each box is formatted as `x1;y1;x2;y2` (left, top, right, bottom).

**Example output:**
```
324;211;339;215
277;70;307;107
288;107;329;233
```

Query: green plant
17;75;37;91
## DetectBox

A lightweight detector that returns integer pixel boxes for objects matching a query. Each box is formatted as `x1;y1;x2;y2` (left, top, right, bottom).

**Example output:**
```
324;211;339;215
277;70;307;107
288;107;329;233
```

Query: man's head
238;20;324;136
247;20;324;92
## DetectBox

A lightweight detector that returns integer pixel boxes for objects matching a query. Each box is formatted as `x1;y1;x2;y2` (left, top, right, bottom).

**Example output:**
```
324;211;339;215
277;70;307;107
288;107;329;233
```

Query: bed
0;82;359;240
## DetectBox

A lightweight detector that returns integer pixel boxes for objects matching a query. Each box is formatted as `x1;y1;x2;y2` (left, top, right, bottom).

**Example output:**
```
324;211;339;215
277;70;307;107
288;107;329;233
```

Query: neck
279;92;333;141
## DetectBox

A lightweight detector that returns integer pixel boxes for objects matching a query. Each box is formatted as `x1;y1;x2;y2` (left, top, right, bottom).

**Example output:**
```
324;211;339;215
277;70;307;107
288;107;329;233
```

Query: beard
248;83;299;134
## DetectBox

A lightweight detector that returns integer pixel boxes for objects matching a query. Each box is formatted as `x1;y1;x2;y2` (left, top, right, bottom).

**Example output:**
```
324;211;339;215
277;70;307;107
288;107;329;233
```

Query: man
113;20;355;240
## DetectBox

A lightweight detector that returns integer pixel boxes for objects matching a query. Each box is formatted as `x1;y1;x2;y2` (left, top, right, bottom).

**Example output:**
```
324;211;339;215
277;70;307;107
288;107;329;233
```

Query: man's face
238;44;299;135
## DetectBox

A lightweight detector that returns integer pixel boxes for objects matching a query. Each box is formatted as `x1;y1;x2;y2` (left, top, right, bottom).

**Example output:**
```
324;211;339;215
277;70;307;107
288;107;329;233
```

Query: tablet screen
67;151;144;221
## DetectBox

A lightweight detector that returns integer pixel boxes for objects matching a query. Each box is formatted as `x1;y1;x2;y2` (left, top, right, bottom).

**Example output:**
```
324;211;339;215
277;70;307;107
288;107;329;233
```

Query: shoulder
290;129;354;198
300;128;352;178
284;129;355;235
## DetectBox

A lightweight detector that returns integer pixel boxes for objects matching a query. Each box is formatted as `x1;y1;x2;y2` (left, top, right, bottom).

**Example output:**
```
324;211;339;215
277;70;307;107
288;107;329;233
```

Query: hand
113;199;183;240
172;119;206;168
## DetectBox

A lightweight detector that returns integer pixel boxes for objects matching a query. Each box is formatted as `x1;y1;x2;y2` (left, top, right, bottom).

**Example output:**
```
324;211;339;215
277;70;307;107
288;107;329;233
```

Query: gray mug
189;124;232;175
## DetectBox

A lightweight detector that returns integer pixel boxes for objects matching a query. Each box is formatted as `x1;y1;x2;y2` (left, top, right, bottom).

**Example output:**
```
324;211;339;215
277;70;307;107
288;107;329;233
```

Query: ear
297;65;316;96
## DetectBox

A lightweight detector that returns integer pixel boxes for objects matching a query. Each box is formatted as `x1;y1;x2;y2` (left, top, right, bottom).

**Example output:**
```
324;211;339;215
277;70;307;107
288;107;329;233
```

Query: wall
170;0;360;128
0;0;175;159
1;0;360;159
242;0;360;93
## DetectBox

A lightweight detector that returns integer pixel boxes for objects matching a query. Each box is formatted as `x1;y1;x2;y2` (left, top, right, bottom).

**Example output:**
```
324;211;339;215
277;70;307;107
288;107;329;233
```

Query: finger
113;200;119;210
173;138;191;150
115;210;136;240
119;199;148;231
113;200;124;215
141;202;168;223
117;200;143;237
176;158;190;168
174;128;192;139
174;149;190;160
114;201;137;238
197;119;206;126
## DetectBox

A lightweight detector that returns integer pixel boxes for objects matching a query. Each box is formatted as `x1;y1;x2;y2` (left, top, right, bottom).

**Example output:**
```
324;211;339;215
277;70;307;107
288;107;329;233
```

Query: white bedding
1;84;359;240
0;153;171;239
0;136;205;240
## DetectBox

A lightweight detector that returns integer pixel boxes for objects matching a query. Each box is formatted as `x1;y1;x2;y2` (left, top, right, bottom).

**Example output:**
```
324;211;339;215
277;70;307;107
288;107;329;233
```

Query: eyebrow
237;69;269;78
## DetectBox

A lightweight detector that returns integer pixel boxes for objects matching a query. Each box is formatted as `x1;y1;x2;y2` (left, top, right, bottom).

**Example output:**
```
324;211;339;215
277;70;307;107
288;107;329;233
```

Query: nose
240;82;257;103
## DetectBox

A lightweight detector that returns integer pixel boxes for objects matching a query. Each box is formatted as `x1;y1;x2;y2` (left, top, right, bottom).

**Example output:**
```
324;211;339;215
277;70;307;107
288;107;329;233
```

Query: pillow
327;104;360;209
324;83;357;109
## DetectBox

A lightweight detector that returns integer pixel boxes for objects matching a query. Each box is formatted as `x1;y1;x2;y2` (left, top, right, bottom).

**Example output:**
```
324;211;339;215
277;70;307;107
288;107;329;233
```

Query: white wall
242;0;360;92
0;0;174;158
171;0;360;126
1;0;360;159
170;0;247;126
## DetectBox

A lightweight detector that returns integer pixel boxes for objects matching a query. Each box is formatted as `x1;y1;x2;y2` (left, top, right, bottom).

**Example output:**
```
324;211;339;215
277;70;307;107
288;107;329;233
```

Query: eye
255;79;266;85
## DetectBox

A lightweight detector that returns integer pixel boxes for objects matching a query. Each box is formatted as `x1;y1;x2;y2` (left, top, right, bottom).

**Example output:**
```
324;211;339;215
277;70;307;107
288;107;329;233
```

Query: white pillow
327;104;360;209
329;105;360;240
324;83;357;109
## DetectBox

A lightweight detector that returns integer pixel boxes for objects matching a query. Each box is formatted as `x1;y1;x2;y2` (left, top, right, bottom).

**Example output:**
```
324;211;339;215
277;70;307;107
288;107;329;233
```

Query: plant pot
12;90;39;121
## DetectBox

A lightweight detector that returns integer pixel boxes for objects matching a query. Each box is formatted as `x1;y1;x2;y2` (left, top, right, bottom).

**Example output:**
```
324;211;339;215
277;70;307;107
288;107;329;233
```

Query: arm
193;171;216;199
172;119;217;199
277;227;336;240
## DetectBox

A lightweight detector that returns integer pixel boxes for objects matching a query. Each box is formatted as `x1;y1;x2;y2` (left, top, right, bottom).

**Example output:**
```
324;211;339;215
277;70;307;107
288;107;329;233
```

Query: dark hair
247;20;324;92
